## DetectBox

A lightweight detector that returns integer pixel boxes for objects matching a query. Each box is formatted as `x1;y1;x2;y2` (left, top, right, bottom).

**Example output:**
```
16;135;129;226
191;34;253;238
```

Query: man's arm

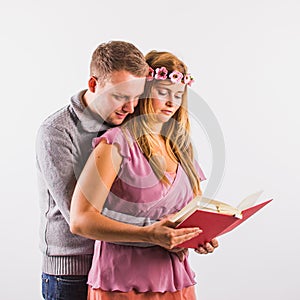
36;124;76;224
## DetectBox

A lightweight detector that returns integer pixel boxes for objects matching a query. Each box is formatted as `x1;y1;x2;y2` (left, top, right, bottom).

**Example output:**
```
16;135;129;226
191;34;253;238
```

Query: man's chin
107;118;125;126
105;113;129;126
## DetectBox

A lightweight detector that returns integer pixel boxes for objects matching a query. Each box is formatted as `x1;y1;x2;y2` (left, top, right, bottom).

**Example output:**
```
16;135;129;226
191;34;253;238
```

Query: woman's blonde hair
123;50;201;196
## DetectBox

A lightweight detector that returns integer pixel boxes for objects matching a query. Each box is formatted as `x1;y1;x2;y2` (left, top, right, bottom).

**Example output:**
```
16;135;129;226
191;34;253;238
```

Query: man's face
92;70;146;126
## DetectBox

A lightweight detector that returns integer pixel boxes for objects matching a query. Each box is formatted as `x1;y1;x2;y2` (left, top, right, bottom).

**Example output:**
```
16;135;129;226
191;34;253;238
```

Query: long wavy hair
123;50;201;196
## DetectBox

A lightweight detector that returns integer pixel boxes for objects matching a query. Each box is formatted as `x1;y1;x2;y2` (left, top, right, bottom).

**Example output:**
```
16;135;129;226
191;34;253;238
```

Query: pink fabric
88;127;205;293
88;242;196;292
88;285;197;300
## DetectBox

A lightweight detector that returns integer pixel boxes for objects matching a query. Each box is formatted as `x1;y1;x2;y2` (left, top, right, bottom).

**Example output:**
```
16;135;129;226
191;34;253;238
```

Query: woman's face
151;80;185;123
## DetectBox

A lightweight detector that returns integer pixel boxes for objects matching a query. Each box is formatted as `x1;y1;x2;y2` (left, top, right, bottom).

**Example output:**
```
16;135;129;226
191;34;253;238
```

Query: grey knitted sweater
36;90;110;275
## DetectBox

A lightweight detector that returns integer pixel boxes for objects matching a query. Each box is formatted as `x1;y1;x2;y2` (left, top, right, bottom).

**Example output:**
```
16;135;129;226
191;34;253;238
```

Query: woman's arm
70;141;201;249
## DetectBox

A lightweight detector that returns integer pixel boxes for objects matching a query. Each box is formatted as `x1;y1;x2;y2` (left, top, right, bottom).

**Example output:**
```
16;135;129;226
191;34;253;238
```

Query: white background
0;0;299;299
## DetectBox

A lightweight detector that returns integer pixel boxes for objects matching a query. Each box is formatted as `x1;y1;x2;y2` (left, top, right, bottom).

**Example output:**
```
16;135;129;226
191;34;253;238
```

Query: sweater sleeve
36;124;76;225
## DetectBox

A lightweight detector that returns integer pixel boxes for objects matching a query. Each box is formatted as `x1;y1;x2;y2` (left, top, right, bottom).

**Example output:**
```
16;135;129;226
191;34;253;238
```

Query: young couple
36;40;219;300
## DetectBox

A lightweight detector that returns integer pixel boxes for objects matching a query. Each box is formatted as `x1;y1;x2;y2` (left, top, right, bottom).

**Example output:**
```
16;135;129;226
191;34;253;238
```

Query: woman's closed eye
157;89;168;97
174;94;183;100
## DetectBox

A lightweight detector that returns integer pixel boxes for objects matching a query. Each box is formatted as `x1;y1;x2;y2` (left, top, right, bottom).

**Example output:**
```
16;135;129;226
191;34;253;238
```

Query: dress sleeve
194;160;206;181
92;127;131;158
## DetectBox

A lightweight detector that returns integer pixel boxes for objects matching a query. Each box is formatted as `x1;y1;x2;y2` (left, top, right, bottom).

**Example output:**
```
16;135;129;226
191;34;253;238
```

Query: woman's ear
88;76;97;93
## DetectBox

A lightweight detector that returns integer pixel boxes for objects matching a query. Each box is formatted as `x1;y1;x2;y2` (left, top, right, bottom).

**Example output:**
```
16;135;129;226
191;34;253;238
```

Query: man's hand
194;238;219;254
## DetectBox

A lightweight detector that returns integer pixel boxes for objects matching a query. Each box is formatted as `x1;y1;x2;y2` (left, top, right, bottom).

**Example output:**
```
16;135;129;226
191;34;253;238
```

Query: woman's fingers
163;227;202;250
171;228;202;247
210;238;219;248
147;218;202;250
194;239;219;254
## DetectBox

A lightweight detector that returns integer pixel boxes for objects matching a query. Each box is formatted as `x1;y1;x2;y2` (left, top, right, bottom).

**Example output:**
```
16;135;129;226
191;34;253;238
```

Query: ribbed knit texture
43;255;93;275
36;90;110;275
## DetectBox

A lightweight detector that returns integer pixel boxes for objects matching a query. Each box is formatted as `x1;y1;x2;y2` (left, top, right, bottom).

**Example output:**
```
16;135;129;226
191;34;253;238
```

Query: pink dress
88;127;206;295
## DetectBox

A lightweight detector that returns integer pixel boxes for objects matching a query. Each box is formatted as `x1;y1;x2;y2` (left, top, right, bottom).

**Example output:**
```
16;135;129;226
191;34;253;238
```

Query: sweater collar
70;90;111;133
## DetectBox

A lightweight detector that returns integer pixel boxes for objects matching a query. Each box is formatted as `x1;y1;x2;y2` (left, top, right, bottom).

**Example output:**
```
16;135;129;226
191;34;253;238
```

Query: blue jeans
41;273;88;300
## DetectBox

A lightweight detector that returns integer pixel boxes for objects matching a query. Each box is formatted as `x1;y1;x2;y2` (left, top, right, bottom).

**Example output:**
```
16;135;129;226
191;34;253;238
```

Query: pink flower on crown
184;73;194;86
169;70;183;84
154;67;168;80
147;67;155;81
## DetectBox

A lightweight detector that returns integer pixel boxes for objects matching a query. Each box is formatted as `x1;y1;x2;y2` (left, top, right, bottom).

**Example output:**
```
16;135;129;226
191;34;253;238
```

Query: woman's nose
166;96;175;106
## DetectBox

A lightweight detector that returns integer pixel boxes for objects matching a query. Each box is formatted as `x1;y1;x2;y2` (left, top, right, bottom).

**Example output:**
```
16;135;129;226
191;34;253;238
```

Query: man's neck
82;90;92;108
82;90;102;117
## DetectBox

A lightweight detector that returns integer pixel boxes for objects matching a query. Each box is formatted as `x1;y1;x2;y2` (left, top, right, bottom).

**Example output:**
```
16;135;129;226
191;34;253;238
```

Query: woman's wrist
137;225;153;244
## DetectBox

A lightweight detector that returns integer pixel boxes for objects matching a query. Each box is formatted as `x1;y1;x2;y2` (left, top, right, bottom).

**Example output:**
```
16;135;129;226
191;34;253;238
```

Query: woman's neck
148;122;163;135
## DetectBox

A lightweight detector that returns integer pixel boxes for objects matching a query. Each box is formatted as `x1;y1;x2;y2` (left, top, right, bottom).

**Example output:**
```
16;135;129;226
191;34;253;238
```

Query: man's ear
88;76;97;93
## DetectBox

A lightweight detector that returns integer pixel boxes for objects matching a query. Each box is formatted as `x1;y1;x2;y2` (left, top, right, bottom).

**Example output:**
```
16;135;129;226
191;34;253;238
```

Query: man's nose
122;100;136;114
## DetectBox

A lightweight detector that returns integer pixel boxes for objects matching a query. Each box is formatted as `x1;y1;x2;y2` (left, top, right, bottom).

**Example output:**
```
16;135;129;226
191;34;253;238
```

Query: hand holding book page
169;191;272;249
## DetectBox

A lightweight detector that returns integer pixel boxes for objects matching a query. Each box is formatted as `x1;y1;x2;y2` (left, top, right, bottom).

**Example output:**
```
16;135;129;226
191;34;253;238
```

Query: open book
170;191;272;248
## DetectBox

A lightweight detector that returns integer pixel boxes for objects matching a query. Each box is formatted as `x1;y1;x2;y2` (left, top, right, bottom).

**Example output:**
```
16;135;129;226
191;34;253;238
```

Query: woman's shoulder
92;127;133;158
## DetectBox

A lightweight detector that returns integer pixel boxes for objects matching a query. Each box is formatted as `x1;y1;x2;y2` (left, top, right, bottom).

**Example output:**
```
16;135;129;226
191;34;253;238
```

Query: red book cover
175;199;272;248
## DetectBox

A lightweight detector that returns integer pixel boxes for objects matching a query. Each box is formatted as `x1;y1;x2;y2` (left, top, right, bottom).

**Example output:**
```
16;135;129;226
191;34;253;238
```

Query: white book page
237;190;264;211
169;196;202;222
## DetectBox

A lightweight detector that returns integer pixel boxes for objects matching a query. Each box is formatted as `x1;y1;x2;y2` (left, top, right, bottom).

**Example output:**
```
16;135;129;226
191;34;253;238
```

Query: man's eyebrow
113;92;143;98
112;92;125;96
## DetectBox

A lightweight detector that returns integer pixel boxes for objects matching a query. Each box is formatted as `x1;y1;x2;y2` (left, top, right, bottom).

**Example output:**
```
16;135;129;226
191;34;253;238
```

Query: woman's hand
145;218;202;250
194;238;219;254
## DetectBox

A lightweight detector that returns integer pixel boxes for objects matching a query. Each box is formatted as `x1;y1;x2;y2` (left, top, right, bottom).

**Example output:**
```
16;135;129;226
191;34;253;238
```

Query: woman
70;50;218;299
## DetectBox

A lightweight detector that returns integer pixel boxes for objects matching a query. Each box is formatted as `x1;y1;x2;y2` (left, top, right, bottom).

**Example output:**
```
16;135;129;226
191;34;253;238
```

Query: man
36;41;149;300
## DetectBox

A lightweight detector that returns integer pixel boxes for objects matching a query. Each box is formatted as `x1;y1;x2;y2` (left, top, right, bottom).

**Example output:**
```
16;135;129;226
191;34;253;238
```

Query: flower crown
146;66;194;86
